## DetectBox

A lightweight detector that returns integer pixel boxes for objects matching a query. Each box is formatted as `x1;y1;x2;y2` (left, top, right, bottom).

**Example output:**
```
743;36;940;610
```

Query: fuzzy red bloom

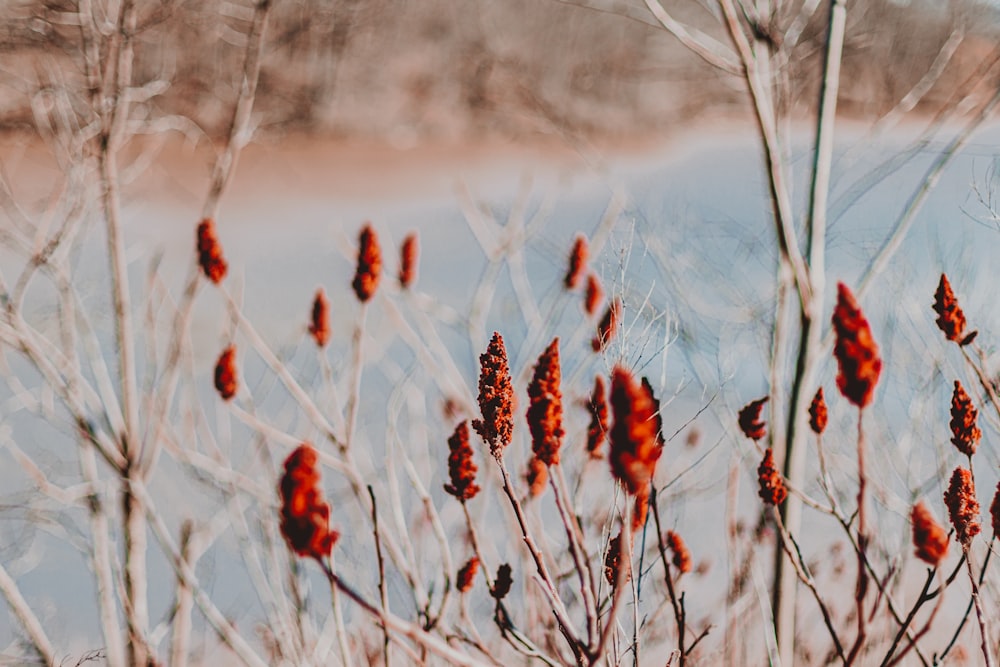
308;288;331;348
757;448;787;506
472;332;515;457
608;366;662;495
398;233;418;289
352;223;382;303
457;556;480;593
641;377;665;447
832;282;882;409
584;273;604;316
564;235;589;290
911;501;949;567
950;380;981;457
808;388;828;435
934;274;975;345
586;375;609;459
592;298;621;352
632;488;650;532
738;397;769;441
527;338;564;466
944;467;981;547
279;444;339;561
444;421;480;501
665;530;693;574
990;483;1000;537
604;532;631;586
196;218;228;284
214;346;237;401
491;563;513;600
525;456;548;498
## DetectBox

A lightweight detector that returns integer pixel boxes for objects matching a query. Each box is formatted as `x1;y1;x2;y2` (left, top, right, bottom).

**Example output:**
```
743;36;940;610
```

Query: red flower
832;282;881;409
472;332;514;457
944;467;980;547
564;235;589;290
491;564;513;600
757;448;787;506
738;396;769;441
604;531;631;587
398;233;418;289
949;380;981;457
308;288;331;348
665;530;692;574
443;421;480;502
525;456;548;498
526;338;563;466
586;375;609;459
990;483;1000;538
279;444;339;561
214;346;237;401
592;298;621;352
457;556;480;593
352;223;382;303
608;366;662;495
808;388;828;435
911;501;949;567
933;274;975;345
584;273;604;316
196;218;228;284
632;488;650;532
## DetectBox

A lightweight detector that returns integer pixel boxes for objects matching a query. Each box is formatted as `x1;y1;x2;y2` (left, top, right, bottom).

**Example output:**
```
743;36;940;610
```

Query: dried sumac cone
586;375;609;459
933;274;975;344
584;273;604;316
443;421;480;501
911;501;949;567
308;288;331;348
279;444;339;561
990;483;1000;537
665;530;692;574
592;298;621;352
949;380;981;457
641;377;664;447
944;467;980;547
564;235;589;290
491;564;513;600
525;456;548;498
457;556;480;593
738;396;769;441
214;346;237;401
472;332;514;457
398;233;418;289
608;366;662;495
604;532;631;586
632;487;650;532
757;448;787;506
832;282;882;409
527;338;563;466
352;223;382;303
808;388;827;435
196;218;228;284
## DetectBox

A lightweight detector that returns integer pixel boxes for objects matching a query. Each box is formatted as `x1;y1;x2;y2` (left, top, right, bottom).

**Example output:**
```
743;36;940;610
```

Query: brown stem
846;410;868;666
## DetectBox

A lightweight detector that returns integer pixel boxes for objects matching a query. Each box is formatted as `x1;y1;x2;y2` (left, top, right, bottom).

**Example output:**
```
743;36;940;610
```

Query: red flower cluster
584;273;604;316
564;235;589;289
525;456;548;498
632;489;650;532
352;223;382;303
949;380;981;457
527;338;564;466
738;396;769;441
214;346;237;401
832;282;881;409
910;501;949;567
608;366;662;495
279;444;339;561
808;388;828;435
933;274;975;345
398;233;418;289
604;532;631;587
457;556;480;593
308;288;331;348
491;563;513;600
944;467;980;547
665;530;692;574
472;332;514;457
196;218;228;284
991;483;1000;537
586;375;609;459
592;298;621;352
443;421;480;502
757;448;787;506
